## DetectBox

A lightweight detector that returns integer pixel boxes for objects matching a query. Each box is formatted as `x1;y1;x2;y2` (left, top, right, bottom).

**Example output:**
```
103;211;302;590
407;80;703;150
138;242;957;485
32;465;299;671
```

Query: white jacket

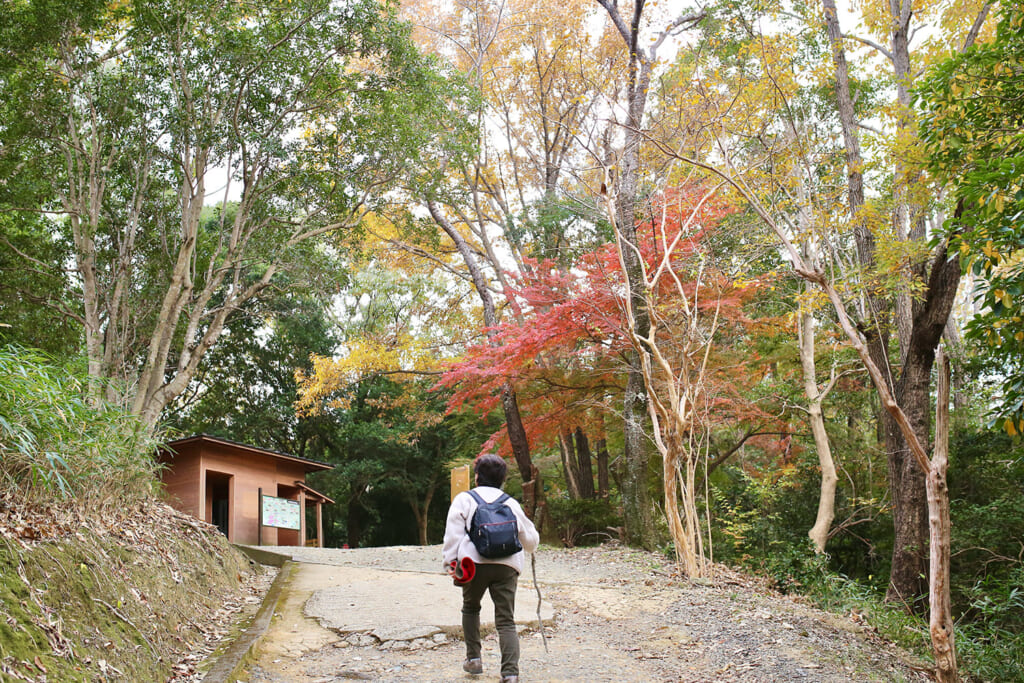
442;486;540;574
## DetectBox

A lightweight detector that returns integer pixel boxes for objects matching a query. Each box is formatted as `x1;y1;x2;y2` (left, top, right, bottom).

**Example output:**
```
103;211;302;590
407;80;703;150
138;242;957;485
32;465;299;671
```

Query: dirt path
238;544;929;682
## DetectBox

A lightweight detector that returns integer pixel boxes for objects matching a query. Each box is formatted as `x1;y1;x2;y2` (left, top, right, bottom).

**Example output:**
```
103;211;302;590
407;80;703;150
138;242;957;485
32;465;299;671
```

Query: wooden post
929;351;958;682
257;487;262;546
316;502;324;548
299;490;307;547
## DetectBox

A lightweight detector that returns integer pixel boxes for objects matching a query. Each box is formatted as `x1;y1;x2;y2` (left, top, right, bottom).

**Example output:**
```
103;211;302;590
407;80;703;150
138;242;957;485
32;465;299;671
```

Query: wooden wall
160;447;202;517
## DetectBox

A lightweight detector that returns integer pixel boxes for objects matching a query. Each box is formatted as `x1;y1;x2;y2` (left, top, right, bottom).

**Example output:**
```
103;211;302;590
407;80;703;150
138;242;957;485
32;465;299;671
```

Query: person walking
442;453;540;683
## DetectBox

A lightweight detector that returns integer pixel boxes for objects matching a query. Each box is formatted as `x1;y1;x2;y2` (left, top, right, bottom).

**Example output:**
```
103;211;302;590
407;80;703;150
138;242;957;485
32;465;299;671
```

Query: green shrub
546;495;621;547
949;429;1024;591
708;454;894;594
943;429;1024;680
709;464;821;580
956;567;1024;681
0;346;161;504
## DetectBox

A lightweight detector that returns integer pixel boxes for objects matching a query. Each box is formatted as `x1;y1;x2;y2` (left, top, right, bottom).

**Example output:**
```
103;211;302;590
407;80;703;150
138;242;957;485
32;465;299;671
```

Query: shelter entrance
205;470;232;539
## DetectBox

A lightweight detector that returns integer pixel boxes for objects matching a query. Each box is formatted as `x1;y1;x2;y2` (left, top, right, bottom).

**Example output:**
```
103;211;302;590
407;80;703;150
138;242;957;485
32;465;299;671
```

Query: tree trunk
347;491;365;548
617;80;655;542
822;0;925;605
596;436;610;499
594;0;707;550
574;426;596;499
594;0;706;549
879;0;992;617
415;505;429;545
944;319;969;420
410;500;426;546
886;241;961;607
622;364;655;545
884;394;929;608
410;475;436;545
558;428;582;499
662;435;699;575
428;201;540;518
801;305;838;554
500;384;541;517
791;139;839;555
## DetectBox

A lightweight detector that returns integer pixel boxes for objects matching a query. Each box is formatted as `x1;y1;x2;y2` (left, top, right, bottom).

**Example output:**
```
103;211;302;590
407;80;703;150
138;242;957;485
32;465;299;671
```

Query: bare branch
962;1;994;52
848;34;894;62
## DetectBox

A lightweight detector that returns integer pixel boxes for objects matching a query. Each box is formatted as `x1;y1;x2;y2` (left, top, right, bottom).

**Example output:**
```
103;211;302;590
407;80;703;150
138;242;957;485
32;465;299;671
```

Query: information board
450;464;471;501
261;494;301;530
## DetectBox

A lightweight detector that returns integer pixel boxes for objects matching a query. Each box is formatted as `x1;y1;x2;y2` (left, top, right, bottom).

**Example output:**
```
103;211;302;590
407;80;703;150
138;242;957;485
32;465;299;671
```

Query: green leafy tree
918;3;1024;436
1;0;472;430
165;254;342;460
0;216;80;356
294;256;477;546
309;377;454;547
0;1;95;356
0;0;108;71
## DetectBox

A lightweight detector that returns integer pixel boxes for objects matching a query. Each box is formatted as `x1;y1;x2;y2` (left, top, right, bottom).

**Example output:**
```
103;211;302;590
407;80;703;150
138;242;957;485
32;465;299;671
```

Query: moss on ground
0;502;253;682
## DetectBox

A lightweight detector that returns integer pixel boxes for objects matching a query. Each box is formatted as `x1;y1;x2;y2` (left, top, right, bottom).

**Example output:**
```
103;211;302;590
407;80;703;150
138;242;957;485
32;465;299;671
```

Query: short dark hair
474;453;507;488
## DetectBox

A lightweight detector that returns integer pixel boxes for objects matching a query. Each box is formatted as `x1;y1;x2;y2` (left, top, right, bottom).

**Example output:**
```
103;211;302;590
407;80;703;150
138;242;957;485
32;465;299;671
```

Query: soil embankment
0;498;267;682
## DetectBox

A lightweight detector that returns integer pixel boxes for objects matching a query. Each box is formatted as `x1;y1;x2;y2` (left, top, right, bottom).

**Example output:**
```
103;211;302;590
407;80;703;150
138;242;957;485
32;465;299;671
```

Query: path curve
238;544;930;682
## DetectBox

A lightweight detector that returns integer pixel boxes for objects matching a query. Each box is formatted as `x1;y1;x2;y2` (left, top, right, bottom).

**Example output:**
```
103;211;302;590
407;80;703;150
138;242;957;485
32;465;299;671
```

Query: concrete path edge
203;546;295;683
233;543;292;568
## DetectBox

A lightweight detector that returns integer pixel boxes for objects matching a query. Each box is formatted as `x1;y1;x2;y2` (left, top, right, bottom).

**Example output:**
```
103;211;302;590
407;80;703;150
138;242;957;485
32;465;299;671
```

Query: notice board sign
450;464;471;501
261;494;301;530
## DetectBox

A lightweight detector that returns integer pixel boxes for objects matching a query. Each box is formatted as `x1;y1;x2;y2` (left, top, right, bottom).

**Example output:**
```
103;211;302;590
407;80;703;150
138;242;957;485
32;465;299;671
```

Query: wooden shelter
159;434;334;547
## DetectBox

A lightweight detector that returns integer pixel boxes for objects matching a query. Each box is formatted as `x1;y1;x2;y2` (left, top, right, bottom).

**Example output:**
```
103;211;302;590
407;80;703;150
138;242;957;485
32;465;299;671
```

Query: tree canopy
0;0;475;428
918;2;1024;435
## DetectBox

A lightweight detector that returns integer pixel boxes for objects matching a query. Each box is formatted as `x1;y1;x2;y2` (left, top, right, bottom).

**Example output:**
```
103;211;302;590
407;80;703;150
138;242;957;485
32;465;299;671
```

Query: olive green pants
461;562;520;677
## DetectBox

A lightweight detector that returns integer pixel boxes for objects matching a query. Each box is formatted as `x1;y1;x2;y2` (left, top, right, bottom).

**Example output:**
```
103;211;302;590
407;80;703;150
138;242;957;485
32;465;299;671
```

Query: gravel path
240;544;930;683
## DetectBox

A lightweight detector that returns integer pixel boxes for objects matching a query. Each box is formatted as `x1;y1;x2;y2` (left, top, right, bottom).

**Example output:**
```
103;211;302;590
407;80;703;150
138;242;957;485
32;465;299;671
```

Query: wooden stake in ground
928;351;957;681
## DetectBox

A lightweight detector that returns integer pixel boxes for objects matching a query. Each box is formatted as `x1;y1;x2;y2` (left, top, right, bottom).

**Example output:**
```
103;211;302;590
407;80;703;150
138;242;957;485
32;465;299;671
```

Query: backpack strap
467;490;510;506
465;489;483;534
464;489;511;533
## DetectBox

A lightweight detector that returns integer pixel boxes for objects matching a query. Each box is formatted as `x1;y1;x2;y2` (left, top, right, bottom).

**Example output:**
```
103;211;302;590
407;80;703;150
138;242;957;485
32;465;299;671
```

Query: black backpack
466;490;523;559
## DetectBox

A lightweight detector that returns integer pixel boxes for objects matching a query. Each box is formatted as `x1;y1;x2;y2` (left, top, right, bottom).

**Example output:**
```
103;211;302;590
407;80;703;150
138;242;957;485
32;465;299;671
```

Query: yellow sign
450;464;471;500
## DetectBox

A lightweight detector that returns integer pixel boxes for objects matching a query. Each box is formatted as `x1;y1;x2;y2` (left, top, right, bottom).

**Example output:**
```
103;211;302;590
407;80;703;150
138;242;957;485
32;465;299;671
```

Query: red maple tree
436;185;786;470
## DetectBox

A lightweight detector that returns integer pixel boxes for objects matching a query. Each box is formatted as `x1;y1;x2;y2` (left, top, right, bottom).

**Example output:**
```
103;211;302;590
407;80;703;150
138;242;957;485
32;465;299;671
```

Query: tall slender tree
820;0;989;608
0;0;470;430
594;0;705;547
390;0;624;517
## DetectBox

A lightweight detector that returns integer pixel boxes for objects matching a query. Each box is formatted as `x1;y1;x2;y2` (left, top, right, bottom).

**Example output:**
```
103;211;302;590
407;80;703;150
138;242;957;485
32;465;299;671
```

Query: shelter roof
293;480;335;504
161;434;333;473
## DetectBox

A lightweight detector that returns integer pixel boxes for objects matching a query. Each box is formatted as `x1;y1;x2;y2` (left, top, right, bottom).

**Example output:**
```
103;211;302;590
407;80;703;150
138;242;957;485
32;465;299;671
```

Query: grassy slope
0;499;253;682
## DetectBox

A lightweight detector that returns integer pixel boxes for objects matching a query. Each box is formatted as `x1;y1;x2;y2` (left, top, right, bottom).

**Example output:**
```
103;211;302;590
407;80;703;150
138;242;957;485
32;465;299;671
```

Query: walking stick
531;553;548;652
